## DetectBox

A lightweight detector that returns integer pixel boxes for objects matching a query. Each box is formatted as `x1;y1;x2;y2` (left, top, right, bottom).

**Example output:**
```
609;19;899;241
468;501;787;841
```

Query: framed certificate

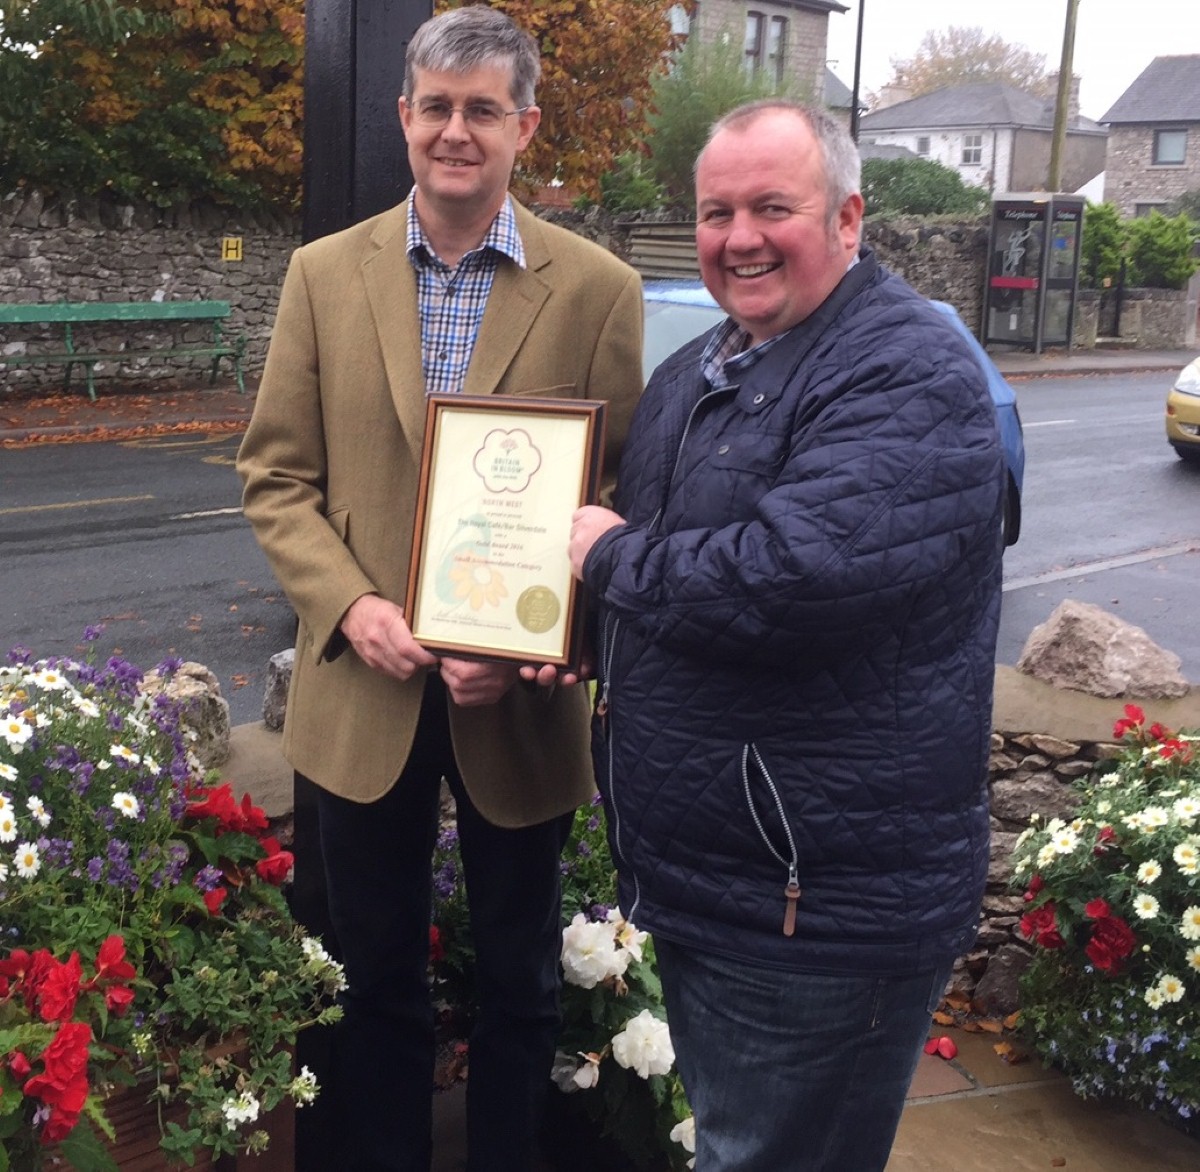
406;395;607;666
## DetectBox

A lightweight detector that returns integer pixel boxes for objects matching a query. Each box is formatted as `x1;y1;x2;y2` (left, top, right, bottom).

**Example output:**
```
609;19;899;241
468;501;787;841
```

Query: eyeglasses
411;98;530;132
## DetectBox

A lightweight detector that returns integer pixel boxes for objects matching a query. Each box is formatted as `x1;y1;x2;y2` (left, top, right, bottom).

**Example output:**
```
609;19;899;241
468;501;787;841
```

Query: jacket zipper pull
595;683;610;733
783;868;801;937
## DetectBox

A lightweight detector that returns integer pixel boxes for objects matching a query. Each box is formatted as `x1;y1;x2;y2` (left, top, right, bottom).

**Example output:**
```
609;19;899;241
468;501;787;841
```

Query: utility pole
850;0;866;142
1047;0;1080;193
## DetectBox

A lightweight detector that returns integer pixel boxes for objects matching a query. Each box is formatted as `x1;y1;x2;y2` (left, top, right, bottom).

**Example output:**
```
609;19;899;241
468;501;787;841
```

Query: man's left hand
569;506;625;580
439;658;519;707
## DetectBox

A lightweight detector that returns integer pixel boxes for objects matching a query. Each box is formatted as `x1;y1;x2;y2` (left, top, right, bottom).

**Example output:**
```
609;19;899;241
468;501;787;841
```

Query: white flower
1099;773;1120;786
561;913;630;989
1095;800;1112;815
670;1116;696;1154
1158;974;1186;1003
14;842;40;879
0;786;12;806
1045;818;1065;835
1;715;33;749
0;811;16;842
221;1092;260;1131
1036;843;1057;869
1140;806;1170;830
1180;907;1200;942
1136;860;1162;884
71;695;101;719
1133;893;1160;920
1186;947;1200;973
289;1066;320;1107
0;862;8;883
25;796;50;829
607;908;649;963
1174;797;1200;824
610;1009;674;1079
1145;985;1166;1009
1014;827;1034;849
112;792;140;819
30;668;68;692
142;755;162;777
110;744;140;766
1175;842;1200;876
572;1052;601;1090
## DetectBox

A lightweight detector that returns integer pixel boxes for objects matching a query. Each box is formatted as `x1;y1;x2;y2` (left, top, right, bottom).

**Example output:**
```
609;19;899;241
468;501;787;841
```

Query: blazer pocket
505;384;578;399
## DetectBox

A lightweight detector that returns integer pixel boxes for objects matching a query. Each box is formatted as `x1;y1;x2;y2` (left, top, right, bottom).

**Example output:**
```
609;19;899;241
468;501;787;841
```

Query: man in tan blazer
236;8;642;1170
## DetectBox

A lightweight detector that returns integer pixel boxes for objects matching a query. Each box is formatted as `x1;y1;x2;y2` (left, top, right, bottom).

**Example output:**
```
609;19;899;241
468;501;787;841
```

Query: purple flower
86;858;105;882
82;625;105;643
194;865;224;893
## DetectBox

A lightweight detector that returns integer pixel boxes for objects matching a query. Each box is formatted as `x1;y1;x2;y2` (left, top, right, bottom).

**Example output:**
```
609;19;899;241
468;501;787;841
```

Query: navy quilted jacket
583;251;1004;975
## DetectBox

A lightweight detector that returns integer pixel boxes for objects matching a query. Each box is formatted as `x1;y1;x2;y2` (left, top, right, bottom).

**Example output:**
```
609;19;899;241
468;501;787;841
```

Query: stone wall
1105;124;1200;217
0;189;298;392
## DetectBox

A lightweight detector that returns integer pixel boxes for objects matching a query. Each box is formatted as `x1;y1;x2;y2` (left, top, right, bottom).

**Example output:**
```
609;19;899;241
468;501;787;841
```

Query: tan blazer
237;200;644;826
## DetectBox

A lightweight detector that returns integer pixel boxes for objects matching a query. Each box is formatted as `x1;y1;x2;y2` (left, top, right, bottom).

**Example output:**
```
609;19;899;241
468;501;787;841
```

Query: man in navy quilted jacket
568;99;1004;1170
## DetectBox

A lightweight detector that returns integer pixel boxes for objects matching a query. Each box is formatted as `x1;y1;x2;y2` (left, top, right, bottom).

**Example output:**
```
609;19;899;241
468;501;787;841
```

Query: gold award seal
516;585;561;634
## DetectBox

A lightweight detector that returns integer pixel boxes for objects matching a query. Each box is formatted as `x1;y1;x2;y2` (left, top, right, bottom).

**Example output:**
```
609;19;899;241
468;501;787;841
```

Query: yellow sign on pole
221;237;243;262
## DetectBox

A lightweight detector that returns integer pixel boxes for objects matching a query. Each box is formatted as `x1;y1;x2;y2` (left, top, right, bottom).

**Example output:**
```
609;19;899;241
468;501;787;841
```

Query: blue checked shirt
406;190;526;396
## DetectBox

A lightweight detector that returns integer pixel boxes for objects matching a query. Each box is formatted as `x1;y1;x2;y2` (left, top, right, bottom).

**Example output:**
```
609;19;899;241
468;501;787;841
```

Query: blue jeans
655;938;951;1171
316;675;573;1172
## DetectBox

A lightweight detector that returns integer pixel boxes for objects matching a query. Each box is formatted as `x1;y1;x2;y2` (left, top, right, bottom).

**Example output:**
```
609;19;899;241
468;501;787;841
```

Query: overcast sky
824;0;1200;120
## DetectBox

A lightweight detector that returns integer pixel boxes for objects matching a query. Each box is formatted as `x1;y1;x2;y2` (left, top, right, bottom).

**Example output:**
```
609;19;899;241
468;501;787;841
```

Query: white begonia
670;1116;697;1167
561;913;630;990
572;1052;602;1090
220;1093;260;1131
1180;907;1200;942
611;1009;674;1079
1136;860;1163;884
607;908;649;963
14;842;40;879
1158;974;1185;1003
1133;893;1160;920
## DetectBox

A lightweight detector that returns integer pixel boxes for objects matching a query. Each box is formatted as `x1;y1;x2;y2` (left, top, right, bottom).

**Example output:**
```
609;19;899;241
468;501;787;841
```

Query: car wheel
1171;443;1200;465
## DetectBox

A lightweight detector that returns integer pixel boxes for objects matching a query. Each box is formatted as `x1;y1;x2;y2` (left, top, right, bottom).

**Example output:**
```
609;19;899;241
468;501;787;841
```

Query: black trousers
314;675;572;1171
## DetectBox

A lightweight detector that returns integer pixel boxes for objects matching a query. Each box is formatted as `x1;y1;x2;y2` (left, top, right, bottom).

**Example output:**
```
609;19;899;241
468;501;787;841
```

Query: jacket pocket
741;743;802;936
505;384;577;399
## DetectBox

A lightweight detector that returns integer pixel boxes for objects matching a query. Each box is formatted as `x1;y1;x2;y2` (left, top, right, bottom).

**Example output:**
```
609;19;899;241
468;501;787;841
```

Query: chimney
1046;72;1081;124
875;83;913;110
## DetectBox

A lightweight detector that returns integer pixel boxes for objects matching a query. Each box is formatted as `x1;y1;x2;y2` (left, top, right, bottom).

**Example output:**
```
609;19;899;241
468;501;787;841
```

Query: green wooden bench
0;300;247;401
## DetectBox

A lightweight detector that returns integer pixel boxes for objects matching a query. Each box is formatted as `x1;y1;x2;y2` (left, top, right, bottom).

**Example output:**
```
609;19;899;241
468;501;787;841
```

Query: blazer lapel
361;204;429;452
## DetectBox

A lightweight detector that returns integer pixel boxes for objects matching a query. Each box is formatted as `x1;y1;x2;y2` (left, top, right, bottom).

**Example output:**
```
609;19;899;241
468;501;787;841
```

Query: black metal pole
850;0;866;142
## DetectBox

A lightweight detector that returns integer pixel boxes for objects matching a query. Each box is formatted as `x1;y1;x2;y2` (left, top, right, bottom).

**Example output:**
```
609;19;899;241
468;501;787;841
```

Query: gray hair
404;6;541;108
699;100;862;233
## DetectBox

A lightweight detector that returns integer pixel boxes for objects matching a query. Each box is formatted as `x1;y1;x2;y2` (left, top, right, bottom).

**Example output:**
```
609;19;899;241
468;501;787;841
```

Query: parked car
1165;355;1200;464
641;280;1026;545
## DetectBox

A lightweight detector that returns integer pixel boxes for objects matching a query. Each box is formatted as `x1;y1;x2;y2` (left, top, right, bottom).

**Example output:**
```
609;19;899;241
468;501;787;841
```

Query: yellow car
1166;355;1200;463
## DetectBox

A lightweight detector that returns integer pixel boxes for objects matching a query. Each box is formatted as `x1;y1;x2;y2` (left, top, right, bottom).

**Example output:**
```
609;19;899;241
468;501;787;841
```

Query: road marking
1004;542;1199;592
1024;419;1074;427
172;507;243;520
0;494;154;517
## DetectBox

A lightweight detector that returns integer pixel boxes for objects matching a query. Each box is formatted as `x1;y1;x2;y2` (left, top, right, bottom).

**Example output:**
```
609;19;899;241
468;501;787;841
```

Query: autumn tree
0;0;302;209
885;26;1049;100
461;0;686;199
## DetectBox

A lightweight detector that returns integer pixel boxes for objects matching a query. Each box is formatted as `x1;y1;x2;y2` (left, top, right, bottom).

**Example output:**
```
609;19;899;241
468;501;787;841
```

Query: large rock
263;647;294;731
141;661;231;769
1016;600;1189;699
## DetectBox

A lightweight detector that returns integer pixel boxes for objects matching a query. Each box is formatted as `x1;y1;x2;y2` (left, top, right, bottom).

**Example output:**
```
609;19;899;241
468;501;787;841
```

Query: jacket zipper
741;743;802;936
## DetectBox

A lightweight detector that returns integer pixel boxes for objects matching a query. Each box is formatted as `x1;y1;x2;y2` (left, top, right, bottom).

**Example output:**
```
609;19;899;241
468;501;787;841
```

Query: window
744;11;764;73
668;3;691;36
916;136;931;157
1153;129;1187;165
1134;202;1169;217
767;16;788;84
961;134;983;165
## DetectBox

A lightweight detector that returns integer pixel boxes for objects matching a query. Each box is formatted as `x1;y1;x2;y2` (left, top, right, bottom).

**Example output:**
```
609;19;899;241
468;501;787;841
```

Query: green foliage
860;157;989;216
1079;201;1126;288
1126;211;1200;289
646;29;804;205
595;152;666;215
1166;189;1200;225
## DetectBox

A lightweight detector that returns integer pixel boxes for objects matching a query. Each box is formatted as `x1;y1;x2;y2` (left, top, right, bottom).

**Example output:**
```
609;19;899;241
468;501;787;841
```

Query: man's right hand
340;595;439;681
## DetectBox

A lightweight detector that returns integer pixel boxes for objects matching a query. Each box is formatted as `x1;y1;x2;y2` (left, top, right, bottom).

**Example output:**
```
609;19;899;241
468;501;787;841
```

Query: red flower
1112;704;1145;738
104;985;136;1013
429;925;445;965
1094;826;1118;855
1085;915;1136;974
203;887;228;915
36;952;82;1024
23;1021;92;1145
1022;875;1045;902
1019;903;1064;950
8;1052;31;1080
1149;722;1170;741
186;784;269;836
254;837;294;886
1084;898;1111;920
93;936;136;984
1159;738;1194;764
